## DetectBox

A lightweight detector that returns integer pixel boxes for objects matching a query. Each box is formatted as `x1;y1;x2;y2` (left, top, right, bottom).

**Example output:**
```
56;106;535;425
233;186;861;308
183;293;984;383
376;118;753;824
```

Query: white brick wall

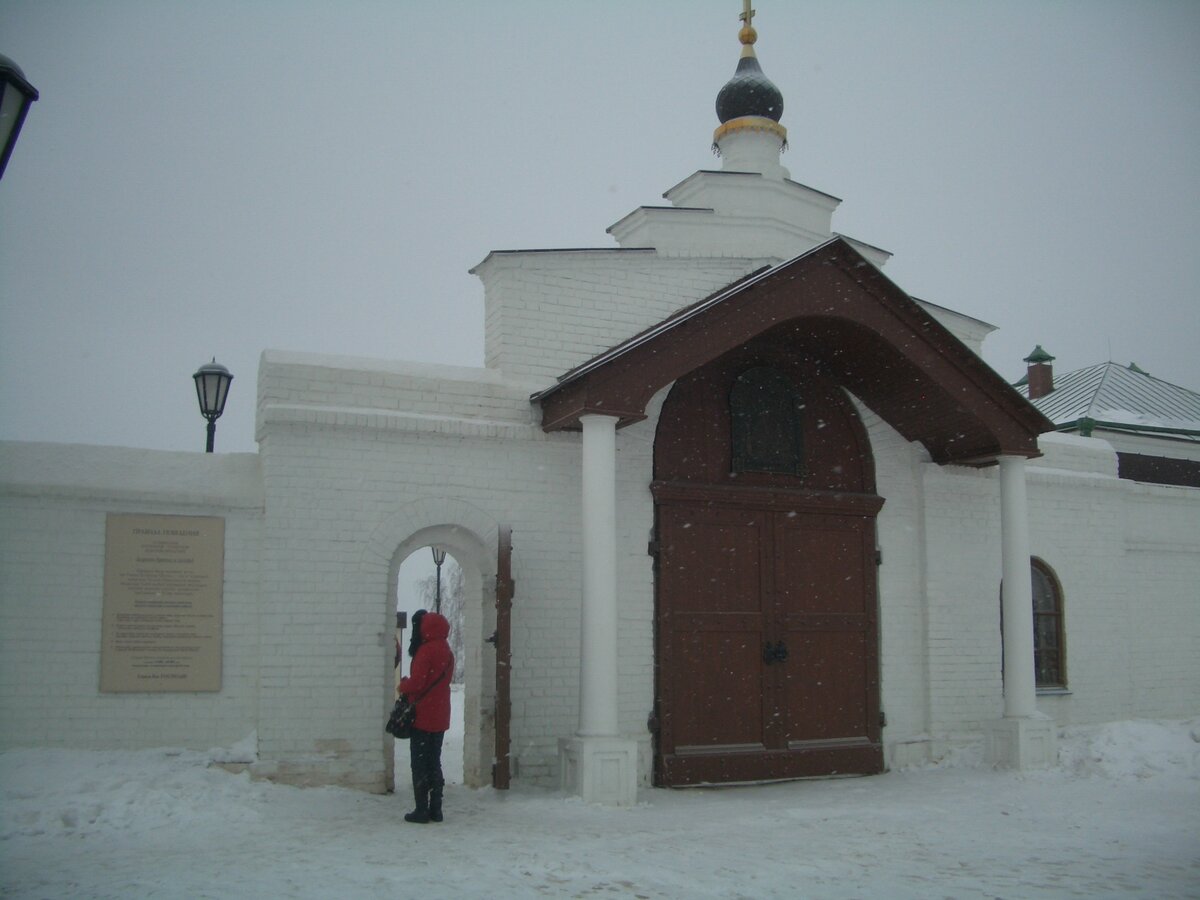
1123;482;1200;717
3;375;1197;790
5;192;1199;796
869;431;1200;764
1026;436;1130;728
868;409;934;763
0;444;263;752
4;125;1197;796
921;463;1005;749
472;251;771;382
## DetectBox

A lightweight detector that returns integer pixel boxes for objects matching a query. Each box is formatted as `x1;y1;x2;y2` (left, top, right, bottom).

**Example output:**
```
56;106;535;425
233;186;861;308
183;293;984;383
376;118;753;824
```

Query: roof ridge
1088;363;1121;419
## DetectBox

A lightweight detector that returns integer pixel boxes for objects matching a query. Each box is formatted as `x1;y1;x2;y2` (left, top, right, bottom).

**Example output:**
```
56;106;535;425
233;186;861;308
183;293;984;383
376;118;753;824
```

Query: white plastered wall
3;294;1198;794
0;443;263;752
2;383;1197;789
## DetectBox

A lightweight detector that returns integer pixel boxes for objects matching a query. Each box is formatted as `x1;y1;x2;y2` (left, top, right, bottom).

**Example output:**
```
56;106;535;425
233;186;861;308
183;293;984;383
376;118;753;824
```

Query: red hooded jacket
398;612;454;733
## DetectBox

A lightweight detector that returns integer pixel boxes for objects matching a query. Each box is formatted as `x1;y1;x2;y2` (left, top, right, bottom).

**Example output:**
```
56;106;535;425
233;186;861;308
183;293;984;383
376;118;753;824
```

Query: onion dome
712;8;787;156
715;26;783;123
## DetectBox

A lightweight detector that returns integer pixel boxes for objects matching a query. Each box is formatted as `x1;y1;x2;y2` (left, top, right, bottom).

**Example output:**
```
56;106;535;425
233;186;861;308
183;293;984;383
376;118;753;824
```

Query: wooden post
493;526;514;789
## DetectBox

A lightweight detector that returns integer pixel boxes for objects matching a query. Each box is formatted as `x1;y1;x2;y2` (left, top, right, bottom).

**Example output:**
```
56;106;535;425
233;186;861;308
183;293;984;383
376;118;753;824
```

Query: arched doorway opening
383;523;495;795
394;548;466;786
652;337;885;785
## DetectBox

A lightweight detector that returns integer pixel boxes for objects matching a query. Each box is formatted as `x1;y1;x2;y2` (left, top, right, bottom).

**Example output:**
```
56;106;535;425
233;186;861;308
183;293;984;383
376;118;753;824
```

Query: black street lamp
431;547;447;614
193;359;233;452
0;53;39;181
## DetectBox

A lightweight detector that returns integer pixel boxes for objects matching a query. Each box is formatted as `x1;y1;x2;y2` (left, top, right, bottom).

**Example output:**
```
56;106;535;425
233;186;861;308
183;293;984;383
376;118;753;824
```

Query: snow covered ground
3;704;1198;899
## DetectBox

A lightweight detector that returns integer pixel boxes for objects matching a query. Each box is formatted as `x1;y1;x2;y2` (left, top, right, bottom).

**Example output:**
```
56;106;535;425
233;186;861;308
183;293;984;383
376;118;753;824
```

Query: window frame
1030;557;1067;691
729;366;805;477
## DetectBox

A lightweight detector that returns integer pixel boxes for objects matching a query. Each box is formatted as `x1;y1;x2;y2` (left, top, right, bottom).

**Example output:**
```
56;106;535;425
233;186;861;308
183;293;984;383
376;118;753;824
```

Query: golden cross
739;0;755;29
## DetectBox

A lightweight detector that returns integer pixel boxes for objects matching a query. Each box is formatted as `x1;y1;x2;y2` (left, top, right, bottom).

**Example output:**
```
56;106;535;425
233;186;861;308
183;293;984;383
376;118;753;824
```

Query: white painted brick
3;245;1198;795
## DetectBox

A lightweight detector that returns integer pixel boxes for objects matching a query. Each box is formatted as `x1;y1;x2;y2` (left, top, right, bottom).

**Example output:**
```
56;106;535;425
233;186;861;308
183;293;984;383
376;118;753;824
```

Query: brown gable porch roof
533;237;1051;465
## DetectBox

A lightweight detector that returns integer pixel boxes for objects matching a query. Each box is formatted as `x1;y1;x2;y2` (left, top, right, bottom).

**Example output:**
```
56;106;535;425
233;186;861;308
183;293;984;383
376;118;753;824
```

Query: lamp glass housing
0;54;39;180
193;361;233;422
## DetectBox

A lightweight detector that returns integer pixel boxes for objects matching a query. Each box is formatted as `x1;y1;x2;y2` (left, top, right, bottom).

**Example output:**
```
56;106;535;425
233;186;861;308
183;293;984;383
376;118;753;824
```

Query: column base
559;735;638;807
983;716;1058;769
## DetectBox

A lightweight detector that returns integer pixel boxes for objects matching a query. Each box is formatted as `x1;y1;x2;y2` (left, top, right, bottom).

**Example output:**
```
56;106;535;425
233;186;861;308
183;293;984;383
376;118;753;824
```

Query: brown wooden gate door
652;342;884;786
774;506;882;772
655;499;770;772
654;492;882;785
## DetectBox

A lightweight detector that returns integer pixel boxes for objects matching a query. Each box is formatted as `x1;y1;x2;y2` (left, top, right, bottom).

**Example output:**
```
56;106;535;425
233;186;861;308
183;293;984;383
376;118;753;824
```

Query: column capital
578;412;622;426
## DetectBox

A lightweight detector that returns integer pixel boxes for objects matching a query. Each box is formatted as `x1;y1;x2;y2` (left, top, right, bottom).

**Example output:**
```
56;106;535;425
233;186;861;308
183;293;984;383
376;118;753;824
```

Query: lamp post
431;547;447;614
0;53;39;181
192;359;233;453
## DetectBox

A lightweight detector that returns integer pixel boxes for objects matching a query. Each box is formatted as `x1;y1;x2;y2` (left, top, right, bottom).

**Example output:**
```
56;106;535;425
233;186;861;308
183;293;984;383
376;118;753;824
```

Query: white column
560;413;638;806
578;414;619;736
985;454;1056;769
998;455;1036;718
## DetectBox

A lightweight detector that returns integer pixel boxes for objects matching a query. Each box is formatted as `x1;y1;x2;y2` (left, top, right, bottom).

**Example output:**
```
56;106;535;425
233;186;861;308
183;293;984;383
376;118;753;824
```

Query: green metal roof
1018;362;1200;441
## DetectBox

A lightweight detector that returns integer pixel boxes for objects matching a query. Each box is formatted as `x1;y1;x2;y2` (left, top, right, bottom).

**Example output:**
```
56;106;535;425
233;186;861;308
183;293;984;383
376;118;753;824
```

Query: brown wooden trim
492;526;514;790
675;742;769;756
651;480;885;517
539;401;647;432
661;740;883;785
782;614;872;631
537;238;1049;463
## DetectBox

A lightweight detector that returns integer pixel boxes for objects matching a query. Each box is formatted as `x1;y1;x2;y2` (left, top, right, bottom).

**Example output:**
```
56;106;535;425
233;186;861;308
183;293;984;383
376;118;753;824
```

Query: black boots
403;805;430;824
404;782;444;824
428;786;443;823
404;779;430;824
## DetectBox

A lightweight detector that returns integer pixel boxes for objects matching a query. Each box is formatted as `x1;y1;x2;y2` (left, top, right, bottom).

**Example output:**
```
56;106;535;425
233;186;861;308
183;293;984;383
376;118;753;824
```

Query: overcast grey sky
2;0;1198;454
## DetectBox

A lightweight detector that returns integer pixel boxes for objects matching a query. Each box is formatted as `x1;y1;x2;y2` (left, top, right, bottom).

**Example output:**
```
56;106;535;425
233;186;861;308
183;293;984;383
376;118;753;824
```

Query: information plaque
100;513;224;692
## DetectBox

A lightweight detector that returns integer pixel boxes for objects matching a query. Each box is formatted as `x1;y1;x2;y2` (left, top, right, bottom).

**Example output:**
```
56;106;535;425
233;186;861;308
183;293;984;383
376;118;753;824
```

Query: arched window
1031;559;1066;689
730;367;804;476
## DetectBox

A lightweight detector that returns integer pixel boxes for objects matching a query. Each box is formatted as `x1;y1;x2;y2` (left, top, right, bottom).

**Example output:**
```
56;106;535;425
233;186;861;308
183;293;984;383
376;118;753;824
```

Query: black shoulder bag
386;663;450;740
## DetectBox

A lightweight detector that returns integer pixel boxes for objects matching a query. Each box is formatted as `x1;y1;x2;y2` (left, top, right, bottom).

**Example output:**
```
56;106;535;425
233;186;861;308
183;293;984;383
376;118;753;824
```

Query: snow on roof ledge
0;441;264;505
260;349;517;387
1030;431;1119;479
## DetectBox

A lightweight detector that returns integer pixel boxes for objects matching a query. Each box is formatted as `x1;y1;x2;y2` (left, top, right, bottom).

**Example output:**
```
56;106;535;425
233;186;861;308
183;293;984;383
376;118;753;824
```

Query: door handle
763;640;789;665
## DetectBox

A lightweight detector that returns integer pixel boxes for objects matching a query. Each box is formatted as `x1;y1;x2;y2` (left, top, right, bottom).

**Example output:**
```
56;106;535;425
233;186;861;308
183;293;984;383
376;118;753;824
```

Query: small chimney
1024;345;1055;399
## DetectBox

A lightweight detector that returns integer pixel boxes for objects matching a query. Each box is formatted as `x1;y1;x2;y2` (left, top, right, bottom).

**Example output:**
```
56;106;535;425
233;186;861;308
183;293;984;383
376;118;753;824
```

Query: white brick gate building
2;11;1197;805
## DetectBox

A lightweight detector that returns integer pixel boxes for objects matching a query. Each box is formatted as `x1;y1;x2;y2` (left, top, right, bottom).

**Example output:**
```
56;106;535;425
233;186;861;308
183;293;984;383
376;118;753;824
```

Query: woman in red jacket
398;609;455;823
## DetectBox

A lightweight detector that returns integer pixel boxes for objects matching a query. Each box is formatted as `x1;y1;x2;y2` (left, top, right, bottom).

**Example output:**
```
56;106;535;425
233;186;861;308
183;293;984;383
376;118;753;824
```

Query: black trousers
409;728;445;804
